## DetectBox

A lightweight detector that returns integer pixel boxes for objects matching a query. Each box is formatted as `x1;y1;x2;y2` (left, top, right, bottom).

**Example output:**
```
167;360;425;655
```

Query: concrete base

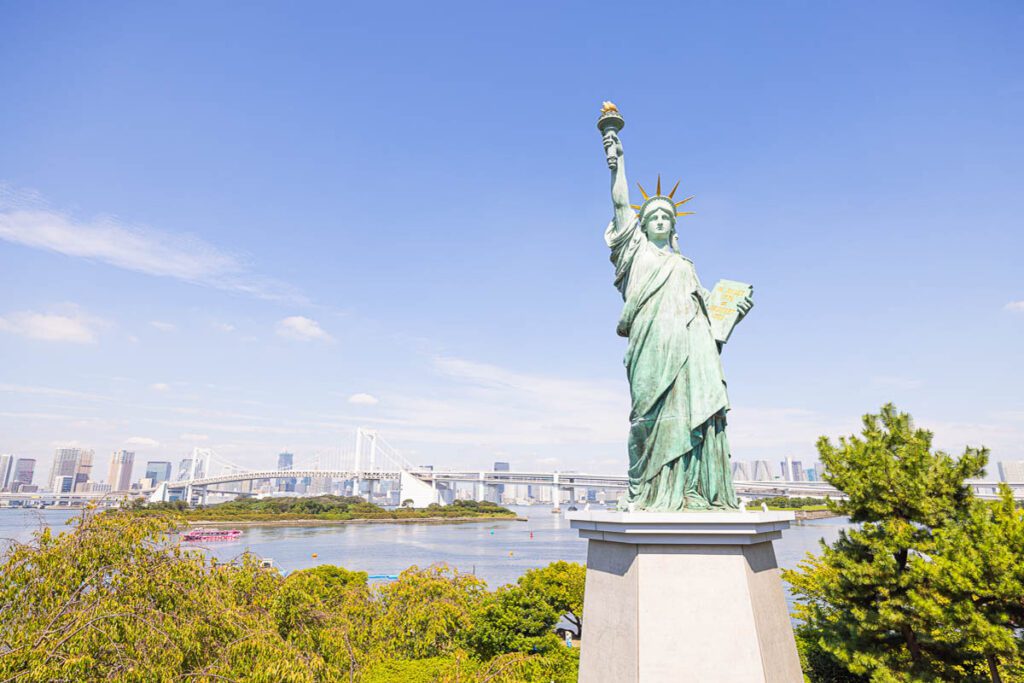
567;511;803;683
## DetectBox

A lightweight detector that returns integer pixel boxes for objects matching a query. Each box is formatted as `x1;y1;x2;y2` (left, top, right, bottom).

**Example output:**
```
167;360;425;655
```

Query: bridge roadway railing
153;470;1024;499
16;470;1010;503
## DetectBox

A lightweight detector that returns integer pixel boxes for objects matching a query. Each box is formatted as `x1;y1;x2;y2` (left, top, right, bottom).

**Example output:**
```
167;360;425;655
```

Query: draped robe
606;215;738;510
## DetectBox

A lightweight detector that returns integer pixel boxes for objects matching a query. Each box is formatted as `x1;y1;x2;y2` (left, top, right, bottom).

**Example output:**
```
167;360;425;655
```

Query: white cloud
348;393;380;405
726;407;857;460
212;322;235;333
276;316;333;342
150;382;170;392
1005;301;1024;313
0;383;110;401
0;307;101;343
0;188;305;303
125;436;160;447
360;356;628;448
149;321;176;332
180;433;209;441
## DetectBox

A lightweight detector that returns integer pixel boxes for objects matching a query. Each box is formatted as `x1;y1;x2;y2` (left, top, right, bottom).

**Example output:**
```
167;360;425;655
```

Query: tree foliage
0;509;577;682
516;560;586;637
785;404;1024;683
142;495;516;521
467;586;561;659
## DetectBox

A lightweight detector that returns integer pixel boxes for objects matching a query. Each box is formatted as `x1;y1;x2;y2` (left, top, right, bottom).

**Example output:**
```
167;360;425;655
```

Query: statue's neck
649;236;673;253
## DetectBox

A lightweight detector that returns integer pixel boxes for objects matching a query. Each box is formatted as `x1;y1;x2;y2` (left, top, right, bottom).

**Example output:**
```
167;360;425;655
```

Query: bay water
0;505;845;590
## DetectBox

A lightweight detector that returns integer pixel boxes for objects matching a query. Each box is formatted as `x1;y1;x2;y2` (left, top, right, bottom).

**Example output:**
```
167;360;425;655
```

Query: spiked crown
631;174;695;219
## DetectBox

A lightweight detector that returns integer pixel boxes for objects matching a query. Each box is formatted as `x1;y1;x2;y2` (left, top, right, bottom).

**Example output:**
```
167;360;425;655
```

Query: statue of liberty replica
599;102;754;512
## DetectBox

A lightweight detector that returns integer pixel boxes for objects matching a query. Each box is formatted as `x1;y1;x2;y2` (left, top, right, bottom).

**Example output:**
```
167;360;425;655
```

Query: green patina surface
599;104;753;511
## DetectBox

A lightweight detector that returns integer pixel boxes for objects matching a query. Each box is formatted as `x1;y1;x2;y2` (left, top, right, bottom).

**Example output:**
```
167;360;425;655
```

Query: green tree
467;585;560;659
517;560;586;637
373;564;487;660
909;484;1024;682
0;509;579;682
272;565;373;681
0;510;319;682
784;404;990;682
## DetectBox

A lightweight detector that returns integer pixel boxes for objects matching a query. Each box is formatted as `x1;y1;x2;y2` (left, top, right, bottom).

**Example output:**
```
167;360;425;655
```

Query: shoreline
186;515;527;528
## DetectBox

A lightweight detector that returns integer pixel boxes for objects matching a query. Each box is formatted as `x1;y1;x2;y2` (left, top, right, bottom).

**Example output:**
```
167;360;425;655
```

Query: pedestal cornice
566;509;795;546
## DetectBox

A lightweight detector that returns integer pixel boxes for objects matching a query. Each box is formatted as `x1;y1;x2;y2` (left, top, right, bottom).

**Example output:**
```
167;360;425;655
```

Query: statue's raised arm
598;102;635;235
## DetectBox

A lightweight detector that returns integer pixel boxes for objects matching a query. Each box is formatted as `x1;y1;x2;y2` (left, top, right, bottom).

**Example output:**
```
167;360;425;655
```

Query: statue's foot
683;495;711;510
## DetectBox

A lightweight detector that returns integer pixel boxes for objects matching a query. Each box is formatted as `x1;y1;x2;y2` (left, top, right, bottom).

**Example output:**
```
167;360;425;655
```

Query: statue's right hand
603;131;623;170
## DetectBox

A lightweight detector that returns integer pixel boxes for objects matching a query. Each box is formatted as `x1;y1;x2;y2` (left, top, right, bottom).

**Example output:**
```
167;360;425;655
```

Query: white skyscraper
49;448;82;492
752;460;772;481
814;462;827;482
997;461;1024;483
73;449;94;492
107;450;135;492
731;461;751;481
779;457;807;482
0;454;13;490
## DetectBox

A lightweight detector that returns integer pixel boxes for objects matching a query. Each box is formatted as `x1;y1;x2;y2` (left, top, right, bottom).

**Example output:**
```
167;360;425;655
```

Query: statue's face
642;206;675;241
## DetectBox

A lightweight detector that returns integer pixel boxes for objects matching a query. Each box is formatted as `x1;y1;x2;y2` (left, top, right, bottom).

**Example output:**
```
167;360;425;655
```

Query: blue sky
1;1;1022;480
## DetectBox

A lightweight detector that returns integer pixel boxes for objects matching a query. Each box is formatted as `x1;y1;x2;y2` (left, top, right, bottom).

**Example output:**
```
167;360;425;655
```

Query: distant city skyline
1;3;1021;479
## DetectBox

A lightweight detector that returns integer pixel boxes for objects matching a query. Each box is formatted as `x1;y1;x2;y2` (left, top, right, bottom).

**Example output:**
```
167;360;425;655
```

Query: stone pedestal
566;510;803;683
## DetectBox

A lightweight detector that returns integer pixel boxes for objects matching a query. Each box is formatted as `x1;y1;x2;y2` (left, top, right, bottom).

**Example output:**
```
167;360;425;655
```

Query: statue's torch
597;101;625;165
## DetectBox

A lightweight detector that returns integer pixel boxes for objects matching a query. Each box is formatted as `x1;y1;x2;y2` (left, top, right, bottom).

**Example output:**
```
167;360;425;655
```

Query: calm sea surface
0;505;846;590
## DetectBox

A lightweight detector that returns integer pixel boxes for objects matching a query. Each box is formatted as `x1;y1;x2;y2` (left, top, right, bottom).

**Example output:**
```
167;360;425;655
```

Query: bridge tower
353;428;379;500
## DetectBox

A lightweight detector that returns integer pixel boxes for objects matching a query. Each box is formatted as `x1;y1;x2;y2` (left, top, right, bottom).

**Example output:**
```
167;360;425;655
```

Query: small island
131;495;523;527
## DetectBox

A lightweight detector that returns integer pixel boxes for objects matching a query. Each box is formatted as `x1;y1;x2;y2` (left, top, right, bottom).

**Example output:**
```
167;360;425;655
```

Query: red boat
181;528;242;542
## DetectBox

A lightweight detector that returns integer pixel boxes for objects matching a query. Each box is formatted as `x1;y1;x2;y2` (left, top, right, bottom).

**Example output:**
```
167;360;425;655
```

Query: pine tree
784;404;991;682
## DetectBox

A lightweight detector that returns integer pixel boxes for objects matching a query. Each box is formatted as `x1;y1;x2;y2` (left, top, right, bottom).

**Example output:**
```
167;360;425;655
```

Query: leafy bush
757;496;829;509
137;495;518;521
0;511;571;682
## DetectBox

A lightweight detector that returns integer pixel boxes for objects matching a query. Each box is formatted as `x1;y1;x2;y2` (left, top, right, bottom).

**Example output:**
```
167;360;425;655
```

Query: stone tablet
707;279;753;344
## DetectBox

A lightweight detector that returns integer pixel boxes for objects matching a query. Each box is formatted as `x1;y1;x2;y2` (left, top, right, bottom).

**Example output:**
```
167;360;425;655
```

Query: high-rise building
752;460;772;481
998;461;1024;483
12;458;35;487
493;461;510;496
731;461;751;481
779;458;807;482
73;449;94;492
277;452;295;492
144;461;172;485
107;450;135;492
814;462;827;482
49;449;81;492
0;454;13;491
